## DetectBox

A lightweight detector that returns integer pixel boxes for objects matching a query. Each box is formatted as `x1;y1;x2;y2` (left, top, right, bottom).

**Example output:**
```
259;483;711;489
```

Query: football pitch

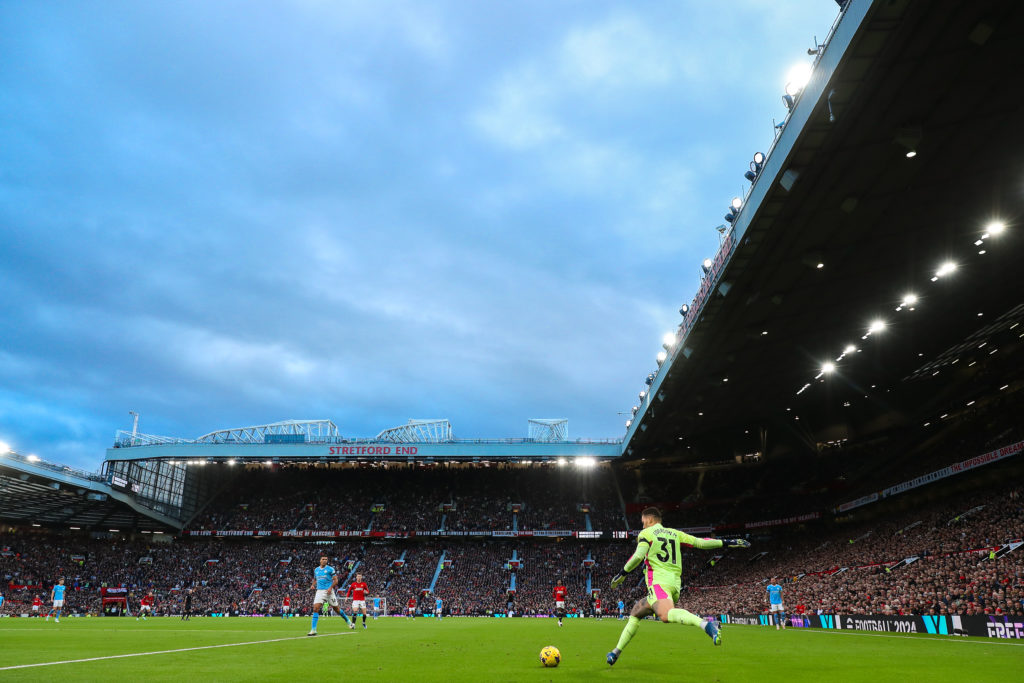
0;616;1020;682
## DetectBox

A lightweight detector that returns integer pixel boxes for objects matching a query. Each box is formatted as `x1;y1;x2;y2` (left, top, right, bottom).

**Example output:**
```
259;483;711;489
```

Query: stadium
2;1;1024;680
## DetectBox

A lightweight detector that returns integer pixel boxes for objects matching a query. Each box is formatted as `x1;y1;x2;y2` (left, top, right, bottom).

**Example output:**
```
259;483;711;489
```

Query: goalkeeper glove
722;538;751;549
610;571;629;588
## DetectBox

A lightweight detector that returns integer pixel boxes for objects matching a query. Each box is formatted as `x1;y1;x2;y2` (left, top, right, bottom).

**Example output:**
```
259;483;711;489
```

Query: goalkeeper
606;507;751;667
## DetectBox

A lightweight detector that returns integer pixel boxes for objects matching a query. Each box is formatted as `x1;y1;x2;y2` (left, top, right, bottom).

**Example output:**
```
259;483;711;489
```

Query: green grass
0;616;1020;682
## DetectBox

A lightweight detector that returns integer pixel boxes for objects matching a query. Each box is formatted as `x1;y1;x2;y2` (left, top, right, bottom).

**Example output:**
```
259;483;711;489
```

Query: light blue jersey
617;600;625;611
314;565;336;590
435;598;443;610
373;598;381;610
767;583;783;605
0;594;5;608
52;584;66;601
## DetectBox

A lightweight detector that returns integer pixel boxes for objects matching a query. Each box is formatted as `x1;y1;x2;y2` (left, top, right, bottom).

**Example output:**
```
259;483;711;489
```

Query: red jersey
553;586;566;601
283;597;291;607
408;598;416;608
595;599;602;609
33;597;42;607
347;582;368;601
141;595;154;606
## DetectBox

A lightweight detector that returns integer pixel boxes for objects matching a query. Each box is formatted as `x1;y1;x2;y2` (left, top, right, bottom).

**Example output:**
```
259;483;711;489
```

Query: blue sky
0;1;841;471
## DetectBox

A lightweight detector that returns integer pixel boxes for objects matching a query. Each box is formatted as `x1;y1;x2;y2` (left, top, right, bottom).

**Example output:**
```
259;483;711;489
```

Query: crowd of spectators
189;463;626;533
3;443;1023;621
681;482;1024;618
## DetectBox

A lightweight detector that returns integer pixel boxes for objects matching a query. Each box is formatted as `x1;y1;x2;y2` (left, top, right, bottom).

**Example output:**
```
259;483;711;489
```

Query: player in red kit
407;597;417;618
281;594;291;618
346;573;369;629
137;591;155;621
553;580;567;627
595;596;603;619
32;595;42;616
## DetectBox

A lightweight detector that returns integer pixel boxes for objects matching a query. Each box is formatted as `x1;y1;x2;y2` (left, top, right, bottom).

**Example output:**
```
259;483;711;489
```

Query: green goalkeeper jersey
623;523;723;583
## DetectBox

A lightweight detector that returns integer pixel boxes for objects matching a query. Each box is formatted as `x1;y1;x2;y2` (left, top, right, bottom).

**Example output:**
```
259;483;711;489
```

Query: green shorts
645;571;680;606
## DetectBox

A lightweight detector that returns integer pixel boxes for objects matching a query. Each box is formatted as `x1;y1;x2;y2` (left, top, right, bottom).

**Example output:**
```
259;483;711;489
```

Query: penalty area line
0;631;354;671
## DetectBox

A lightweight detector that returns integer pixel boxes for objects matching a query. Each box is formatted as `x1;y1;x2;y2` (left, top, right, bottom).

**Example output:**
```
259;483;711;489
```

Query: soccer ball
539;645;561;668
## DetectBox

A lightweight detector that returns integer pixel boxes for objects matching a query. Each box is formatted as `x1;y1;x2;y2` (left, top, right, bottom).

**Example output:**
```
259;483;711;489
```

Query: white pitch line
728;624;1024;646
0;631;354;671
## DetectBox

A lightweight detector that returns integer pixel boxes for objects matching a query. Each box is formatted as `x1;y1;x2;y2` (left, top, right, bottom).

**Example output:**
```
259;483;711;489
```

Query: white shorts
352;600;366;611
434;608;442;615
555;601;565;609
408;607;415;613
596;608;602;613
32;605;40;611
315;589;339;607
52;600;64;608
140;605;152;612
770;603;784;612
282;606;290;613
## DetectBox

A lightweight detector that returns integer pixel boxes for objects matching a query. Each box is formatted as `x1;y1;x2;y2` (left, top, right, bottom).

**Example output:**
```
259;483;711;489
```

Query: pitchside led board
719;613;1024;640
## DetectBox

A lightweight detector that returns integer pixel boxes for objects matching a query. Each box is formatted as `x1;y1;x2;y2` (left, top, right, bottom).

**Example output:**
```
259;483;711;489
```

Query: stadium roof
623;0;1024;464
0;450;181;532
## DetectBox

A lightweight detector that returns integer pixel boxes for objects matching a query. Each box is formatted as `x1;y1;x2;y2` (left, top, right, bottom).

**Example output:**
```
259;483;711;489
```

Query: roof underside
0;463;174;532
624;0;1024;464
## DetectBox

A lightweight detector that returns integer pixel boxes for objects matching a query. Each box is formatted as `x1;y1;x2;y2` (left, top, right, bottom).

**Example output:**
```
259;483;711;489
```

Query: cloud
560;15;677;87
0;1;844;470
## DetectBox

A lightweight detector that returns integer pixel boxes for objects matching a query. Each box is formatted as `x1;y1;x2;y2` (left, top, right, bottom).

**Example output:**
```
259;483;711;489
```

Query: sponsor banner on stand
836;493;878;513
744;512;820;529
834;440;1024;513
723;613;1023;639
182;528;581;539
881;441;1024;499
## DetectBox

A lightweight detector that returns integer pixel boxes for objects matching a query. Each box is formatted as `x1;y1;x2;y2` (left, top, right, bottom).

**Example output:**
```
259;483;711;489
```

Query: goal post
340;596;387;616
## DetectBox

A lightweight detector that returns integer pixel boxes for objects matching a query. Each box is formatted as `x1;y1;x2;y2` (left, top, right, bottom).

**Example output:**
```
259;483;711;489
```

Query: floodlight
868;320;885;333
725;198;743;224
624;420;631;428
638;391;646;400
782;94;795;110
227;459;236;466
905;150;917;158
631;406;639;416
27;454;40;462
821;362;835;374
679;304;689;315
935;261;956;278
844;344;857;354
986;221;1006;235
656;351;668;364
902;293;918;306
0;441;9;454
785;62;813;97
557;458;567;466
702;258;713;270
753;152;765;165
575;457;596;468
663;332;677;347
645;373;655;386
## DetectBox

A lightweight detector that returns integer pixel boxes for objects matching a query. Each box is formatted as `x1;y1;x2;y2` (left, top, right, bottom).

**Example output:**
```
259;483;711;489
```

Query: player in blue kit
307;555;353;636
46;578;66;623
434;595;443;620
766;579;785;630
